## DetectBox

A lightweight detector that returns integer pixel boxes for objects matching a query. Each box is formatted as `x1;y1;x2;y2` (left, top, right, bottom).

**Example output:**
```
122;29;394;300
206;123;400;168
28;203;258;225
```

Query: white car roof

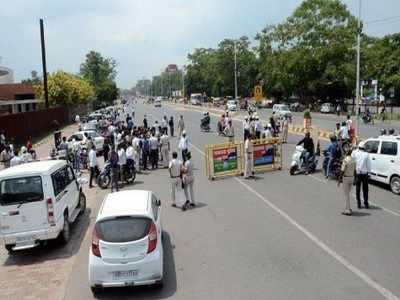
365;135;400;142
98;190;152;220
0;160;66;178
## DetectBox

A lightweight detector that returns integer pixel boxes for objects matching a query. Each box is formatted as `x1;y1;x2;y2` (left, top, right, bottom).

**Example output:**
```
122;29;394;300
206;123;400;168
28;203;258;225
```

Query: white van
0;160;86;253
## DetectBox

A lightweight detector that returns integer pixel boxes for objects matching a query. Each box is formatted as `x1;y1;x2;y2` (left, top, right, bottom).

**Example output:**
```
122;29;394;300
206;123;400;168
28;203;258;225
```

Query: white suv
272;104;292;119
0;160;86;253
89;190;163;294
361;135;400;194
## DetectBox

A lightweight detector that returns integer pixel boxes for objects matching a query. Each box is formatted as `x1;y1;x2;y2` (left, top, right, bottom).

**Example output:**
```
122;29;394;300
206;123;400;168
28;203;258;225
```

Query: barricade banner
205;142;243;180
251;138;282;173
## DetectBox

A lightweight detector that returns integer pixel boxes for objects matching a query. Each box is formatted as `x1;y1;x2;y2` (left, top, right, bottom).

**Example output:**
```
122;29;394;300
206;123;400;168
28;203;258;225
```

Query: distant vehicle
88;113;103;122
272;104;292;119
227;100;238;112
290;102;305;112
89;190;163;294
360;136;400;195
320;103;335;114
190;93;203;106
154;98;162;107
256;99;272;109
68;131;105;152
0;160;86;253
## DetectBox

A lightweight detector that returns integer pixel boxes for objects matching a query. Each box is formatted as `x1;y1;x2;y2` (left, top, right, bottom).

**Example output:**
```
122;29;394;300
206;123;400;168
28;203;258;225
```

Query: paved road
62;101;400;300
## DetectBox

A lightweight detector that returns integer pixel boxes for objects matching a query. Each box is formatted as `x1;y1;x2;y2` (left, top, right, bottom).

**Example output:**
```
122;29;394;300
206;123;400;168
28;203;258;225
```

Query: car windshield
0;176;43;206
96;216;151;243
281;105;289;111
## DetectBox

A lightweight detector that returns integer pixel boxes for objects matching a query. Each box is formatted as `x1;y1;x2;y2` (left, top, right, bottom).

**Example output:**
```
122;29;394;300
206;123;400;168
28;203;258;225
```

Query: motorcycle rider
201;112;210;130
324;135;338;178
297;132;315;175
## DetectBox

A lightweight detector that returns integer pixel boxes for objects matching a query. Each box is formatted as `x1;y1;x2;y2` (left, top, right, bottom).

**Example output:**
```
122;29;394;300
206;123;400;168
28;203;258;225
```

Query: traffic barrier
251;138;283;173
205;142;244;180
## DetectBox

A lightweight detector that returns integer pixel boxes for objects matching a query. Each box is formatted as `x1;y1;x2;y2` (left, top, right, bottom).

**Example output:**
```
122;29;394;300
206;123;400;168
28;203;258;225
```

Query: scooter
290;145;319;175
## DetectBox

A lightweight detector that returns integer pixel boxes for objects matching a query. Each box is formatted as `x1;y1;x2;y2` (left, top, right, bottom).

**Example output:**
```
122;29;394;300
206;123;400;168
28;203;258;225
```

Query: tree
35;71;94;107
80;51;119;104
22;70;42;85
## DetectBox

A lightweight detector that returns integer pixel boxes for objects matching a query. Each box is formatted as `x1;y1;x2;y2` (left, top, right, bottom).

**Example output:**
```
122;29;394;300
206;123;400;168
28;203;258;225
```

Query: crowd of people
0;132;37;169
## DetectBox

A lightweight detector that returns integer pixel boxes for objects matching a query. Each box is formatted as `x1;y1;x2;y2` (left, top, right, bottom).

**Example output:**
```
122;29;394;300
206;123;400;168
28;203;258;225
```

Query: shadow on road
94;231;177;300
3;208;92;266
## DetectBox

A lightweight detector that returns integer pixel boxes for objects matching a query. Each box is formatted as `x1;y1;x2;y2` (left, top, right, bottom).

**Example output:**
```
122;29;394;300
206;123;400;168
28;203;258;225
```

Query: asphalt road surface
64;101;400;300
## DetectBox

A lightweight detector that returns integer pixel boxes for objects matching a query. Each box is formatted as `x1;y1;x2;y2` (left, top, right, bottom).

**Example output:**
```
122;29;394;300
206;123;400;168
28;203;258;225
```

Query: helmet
389;128;395;135
203;112;207;116
21;146;27;153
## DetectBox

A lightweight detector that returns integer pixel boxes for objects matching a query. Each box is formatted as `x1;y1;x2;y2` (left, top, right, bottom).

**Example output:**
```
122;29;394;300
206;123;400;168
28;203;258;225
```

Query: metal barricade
205;142;244;180
251;138;282;173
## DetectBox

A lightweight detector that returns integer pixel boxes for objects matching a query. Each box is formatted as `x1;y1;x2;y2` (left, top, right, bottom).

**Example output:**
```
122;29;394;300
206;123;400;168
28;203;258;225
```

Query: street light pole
40;19;49;108
182;66;185;98
355;0;362;139
234;41;238;100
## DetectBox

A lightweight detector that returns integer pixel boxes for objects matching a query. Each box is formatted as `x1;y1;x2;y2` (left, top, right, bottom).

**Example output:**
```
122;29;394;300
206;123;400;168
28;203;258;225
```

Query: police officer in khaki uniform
183;152;195;207
160;130;170;168
244;135;254;179
169;152;185;210
338;148;356;215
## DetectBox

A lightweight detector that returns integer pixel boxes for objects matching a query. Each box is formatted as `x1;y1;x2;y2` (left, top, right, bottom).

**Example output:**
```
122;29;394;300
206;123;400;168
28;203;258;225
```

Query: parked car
256;99;273;109
227;100;238;112
89;190;163;294
320;103;335;114
290;102;305;112
0;160;86;253
68;131;105;152
272;104;292;119
190;93;203;106
360;135;400;194
154;98;162;107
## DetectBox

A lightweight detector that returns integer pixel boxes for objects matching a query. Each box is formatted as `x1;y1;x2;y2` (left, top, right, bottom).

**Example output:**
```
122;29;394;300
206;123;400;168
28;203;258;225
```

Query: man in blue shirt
325;136;338;178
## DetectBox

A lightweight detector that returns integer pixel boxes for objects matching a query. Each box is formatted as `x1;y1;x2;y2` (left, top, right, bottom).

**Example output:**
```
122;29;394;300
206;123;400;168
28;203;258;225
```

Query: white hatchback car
88;190;163;294
360;135;400;194
272;104;292;119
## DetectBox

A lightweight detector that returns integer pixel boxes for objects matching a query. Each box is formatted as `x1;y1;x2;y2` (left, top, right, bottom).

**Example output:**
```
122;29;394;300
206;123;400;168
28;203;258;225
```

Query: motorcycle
290;145;319;175
362;113;373;124
97;161;136;189
200;118;211;132
322;150;342;180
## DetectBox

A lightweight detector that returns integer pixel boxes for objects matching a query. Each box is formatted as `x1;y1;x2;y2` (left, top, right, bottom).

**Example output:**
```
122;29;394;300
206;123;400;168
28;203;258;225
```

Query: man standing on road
162;116;168;136
183;152;195;207
352;145;370;209
0;145;11;169
255;117;262;139
169;152;184;209
178;115;185;137
244;135;254;179
224;120;235;143
281;116;289;143
141;135;150;170
149;133;159;169
109;148;120;192
88;146;99;188
178;131;189;162
117;145;127;182
169;116;175;137
243;116;250;141
338;148;355;216
143;115;148;129
132;134;141;172
160;130;170;168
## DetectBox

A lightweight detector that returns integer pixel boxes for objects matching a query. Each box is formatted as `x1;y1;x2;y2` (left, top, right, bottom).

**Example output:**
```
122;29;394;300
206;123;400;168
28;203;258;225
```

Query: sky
1;0;400;89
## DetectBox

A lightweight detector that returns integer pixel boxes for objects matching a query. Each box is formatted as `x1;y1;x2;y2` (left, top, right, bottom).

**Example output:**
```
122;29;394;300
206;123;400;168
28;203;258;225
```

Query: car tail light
46;198;55;226
147;222;157;254
91;227;101;258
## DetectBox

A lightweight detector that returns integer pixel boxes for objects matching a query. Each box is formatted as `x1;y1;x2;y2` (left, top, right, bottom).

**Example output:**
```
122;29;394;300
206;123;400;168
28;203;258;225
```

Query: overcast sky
1;0;399;88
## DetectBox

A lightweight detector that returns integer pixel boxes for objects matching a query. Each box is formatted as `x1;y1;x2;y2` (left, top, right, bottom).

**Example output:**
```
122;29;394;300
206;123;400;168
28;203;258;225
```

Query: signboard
213;147;238;174
253;144;274;166
254;85;263;101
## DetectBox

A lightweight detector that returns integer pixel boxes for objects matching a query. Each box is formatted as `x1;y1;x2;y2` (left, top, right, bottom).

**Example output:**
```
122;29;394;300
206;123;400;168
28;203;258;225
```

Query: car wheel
97;174;110;189
91;286;102;295
5;244;15;254
390;176;400;195
59;215;71;245
78;193;86;215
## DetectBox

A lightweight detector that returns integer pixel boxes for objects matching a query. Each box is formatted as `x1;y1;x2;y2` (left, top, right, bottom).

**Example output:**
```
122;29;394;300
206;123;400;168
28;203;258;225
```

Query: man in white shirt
178;131;189;162
149;133;159;169
352;145;371;209
160;131;170;168
224;120;235;143
244;135;254;179
88;146;99;188
263;125;273;139
255;117;262;139
243;117;250;141
169;152;184;210
126;143;135;174
132;134;141;171
9;150;23;167
118;146;127;182
339;121;349;141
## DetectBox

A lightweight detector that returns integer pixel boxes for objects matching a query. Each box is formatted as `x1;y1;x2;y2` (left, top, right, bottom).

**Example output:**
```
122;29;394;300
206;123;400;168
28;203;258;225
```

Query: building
0;83;43;115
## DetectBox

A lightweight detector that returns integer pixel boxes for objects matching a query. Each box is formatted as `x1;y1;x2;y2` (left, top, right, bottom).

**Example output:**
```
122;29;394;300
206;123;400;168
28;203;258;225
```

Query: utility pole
355;0;362;138
234;41;238;100
40;19;49;108
182;66;185;98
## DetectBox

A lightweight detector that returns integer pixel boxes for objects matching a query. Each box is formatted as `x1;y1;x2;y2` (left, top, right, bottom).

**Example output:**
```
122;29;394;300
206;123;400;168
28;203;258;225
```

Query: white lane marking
188;141;400;300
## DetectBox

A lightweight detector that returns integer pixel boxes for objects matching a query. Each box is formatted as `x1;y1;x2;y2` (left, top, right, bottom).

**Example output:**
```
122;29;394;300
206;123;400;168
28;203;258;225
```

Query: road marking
187;141;400;300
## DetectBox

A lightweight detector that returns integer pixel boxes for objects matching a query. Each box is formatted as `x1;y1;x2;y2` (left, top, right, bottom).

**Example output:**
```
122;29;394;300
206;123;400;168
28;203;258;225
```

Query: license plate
112;270;138;279
16;235;35;242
